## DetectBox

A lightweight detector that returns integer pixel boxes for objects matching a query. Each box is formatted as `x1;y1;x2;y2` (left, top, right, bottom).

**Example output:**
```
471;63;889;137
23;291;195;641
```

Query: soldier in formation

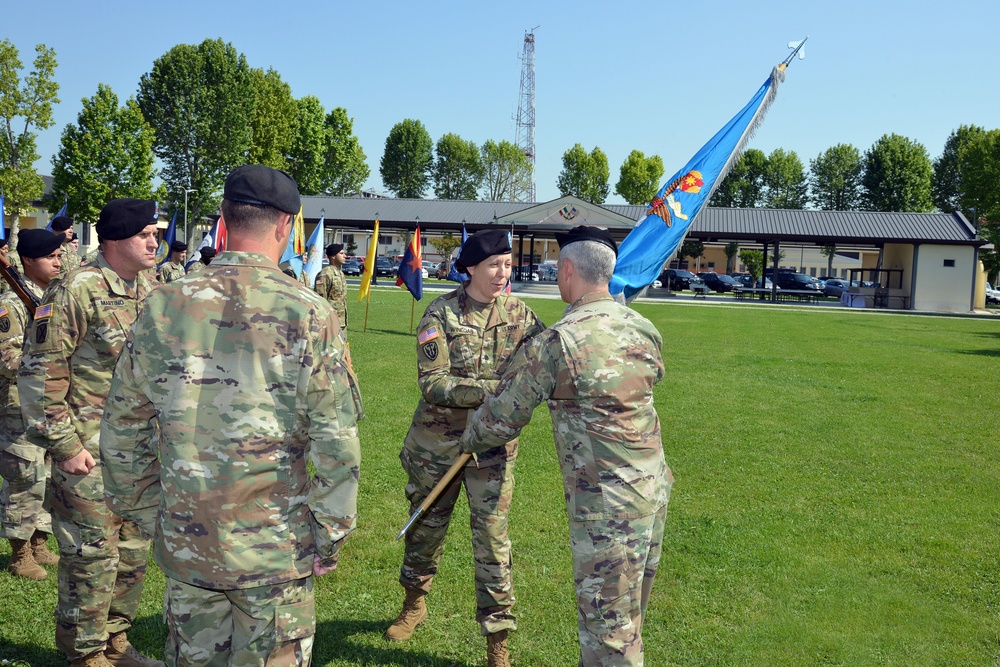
20;199;163;667
461;226;673;667
387;229;545;667
158;241;187;283
315;242;348;333
0;229;64;580
100;165;363;667
50;215;81;279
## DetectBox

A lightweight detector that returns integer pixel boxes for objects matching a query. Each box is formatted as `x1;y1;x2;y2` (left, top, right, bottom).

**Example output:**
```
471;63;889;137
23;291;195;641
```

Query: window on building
379;234;392;245
943;259;955;267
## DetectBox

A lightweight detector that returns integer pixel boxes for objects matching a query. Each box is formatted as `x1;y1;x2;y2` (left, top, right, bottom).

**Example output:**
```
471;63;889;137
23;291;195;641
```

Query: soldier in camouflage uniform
0;237;23;277
50;215;82;280
314;243;348;332
157;241;187;283
100;165;362;667
0;230;64;580
186;246;215;274
388;229;544;667
20;199;163;667
461;226;673;667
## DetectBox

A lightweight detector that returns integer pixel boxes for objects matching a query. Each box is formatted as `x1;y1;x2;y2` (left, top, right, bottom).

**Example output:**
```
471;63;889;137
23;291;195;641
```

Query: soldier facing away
387;229;545;667
0;229;64;580
460;226;673;667
19;199;163;667
100;164;363;667
314;242;348;332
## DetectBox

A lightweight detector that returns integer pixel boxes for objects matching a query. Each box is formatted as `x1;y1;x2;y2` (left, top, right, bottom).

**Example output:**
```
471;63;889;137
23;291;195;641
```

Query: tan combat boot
487;630;511;667
30;530;59;565
7;538;46;580
68;651;112;667
105;632;164;667
385;589;428;642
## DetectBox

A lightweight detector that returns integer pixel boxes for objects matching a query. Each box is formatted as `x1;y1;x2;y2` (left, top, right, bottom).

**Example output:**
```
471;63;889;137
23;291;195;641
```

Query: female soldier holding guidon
388;229;544;667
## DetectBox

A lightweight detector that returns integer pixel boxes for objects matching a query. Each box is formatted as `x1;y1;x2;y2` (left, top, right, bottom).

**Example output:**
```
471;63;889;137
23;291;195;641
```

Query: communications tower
514;28;538;202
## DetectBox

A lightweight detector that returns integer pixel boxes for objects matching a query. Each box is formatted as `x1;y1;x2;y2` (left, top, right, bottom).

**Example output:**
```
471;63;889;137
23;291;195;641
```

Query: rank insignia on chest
418;326;439;344
422;341;439;361
35;303;53;319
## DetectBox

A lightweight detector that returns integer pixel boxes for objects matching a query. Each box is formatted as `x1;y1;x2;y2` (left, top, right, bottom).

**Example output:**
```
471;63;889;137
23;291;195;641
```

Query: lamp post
183;188;197;244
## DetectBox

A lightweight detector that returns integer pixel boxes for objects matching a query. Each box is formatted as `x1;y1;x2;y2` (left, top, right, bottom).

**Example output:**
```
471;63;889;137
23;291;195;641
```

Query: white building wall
912;244;976;313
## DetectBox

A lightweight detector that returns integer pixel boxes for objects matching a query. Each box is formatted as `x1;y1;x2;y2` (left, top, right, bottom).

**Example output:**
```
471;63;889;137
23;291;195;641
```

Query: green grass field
2;287;999;666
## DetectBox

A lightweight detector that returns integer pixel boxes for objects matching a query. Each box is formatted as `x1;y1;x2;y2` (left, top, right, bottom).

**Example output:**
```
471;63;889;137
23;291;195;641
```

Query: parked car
767;270;823;292
823;278;851;298
537;264;558;281
660;269;704;291
375;258;395;276
342;258;362;276
697;272;738;293
436;261;450;279
986;282;1000;305
731;274;776;290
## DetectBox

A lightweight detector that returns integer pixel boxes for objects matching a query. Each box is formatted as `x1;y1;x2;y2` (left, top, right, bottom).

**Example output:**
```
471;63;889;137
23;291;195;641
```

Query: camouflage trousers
399;449;516;635
50;464;151;660
571;504;668;667
0;440;53;540
164;576;315;667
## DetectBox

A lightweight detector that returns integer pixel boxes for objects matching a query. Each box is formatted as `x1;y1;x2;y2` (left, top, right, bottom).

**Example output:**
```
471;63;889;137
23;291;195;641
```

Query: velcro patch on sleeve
418;326;439;345
34;303;53;319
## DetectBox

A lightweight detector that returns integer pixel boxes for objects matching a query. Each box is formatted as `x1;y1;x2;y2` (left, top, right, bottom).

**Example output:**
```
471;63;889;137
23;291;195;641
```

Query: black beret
224;164;301;215
16;229;64;259
555;225;618;257
0;237;8;248
200;247;217;259
456;229;512;273
326;243;344;256
70;232;79;241
96;199;158;241
50;216;74;232
170;241;188;252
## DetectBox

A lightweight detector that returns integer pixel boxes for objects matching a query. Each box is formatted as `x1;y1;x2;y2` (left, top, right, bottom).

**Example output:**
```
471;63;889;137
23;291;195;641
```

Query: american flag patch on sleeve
35;304;53;319
0;306;6;318
418;326;439;344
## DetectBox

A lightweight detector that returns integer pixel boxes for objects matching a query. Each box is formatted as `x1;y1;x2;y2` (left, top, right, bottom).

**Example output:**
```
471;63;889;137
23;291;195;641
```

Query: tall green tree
614;150;664;205
137;38;254;222
861;133;934;212
288;95;327;195
680;240;705;268
820;245;837;277
50;84;156;223
957;128;1000;222
708;148;767;207
932;124;985;214
0;40;59;228
323;107;369;196
557;144;610;203
810;143;863;210
723;242;740;273
247;67;296;170
739;249;764;282
480;139;531;202
432;133;483;200
380;118;433;198
764;148;808;209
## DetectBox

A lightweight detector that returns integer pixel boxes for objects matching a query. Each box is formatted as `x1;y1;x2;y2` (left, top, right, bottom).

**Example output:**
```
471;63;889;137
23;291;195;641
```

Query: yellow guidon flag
357;218;380;302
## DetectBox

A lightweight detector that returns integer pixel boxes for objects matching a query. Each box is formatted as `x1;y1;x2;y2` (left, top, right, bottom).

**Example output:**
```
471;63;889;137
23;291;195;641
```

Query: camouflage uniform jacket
406;285;544;467
19;252;154;463
99;251;363;590
461;292;671;520
314;264;347;330
55;246;82;279
159;260;186;283
0;280;44;435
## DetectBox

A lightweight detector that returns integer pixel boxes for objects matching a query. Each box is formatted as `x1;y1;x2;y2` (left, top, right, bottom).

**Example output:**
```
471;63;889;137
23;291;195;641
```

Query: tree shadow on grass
960;348;1000;357
362;328;414;338
312;618;476;667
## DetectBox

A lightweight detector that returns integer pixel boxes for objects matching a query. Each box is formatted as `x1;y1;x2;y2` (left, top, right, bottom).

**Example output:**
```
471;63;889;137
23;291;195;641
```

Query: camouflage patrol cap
224;164;301;215
456;229;512;273
16;229;63;258
50;215;74;232
555;225;618;257
97;199;159;240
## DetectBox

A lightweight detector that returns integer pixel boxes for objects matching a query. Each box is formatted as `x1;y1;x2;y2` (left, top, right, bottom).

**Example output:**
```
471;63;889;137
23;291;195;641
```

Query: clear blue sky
6;0;998;206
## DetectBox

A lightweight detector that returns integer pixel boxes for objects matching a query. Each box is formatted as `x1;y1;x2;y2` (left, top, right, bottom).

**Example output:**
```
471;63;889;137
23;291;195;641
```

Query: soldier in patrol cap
315;242;348;332
19;199;162;667
387;228;545;667
461;225;673;667
0;229;63;580
101;164;362;667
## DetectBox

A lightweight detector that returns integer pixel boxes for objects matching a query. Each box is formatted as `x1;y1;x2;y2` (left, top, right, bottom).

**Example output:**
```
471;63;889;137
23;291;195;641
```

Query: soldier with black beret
49;216;82;279
387;228;545;666
159;241;188;284
0;229;64;581
19;198;162;667
315;242;349;332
